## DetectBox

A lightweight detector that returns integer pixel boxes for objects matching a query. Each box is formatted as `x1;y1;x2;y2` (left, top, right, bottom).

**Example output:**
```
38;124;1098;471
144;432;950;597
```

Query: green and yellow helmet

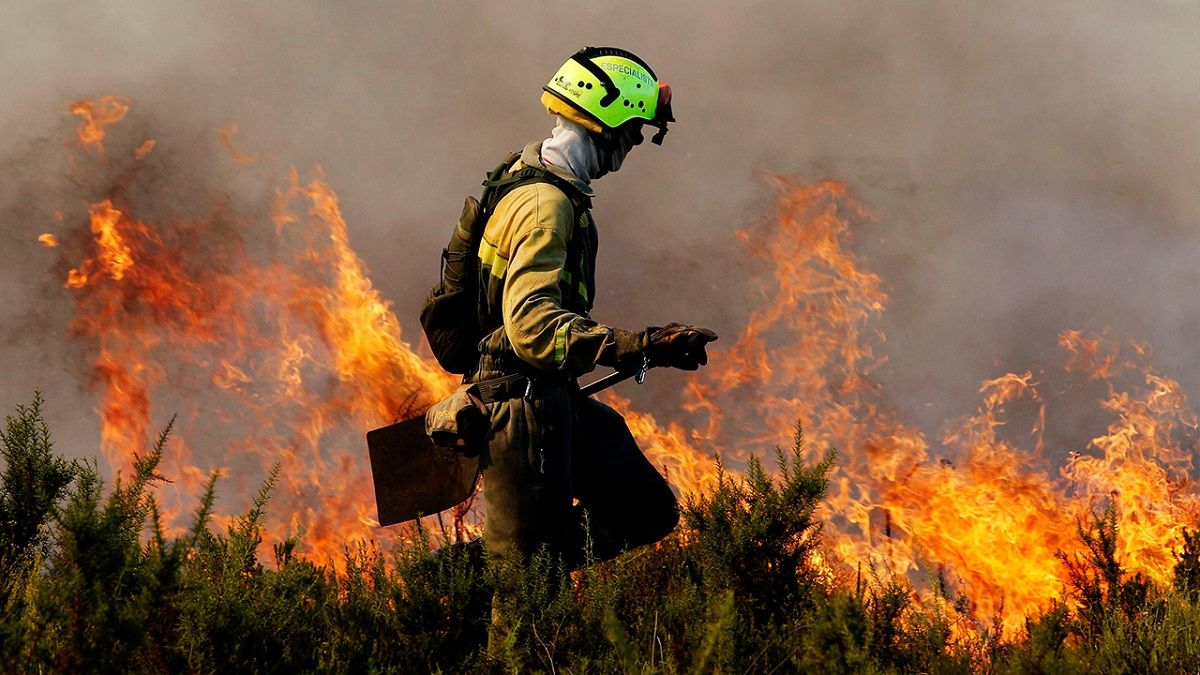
541;46;675;145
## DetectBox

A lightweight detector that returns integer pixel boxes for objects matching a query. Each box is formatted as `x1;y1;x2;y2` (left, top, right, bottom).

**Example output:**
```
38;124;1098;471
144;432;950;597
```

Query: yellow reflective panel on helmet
544;48;660;131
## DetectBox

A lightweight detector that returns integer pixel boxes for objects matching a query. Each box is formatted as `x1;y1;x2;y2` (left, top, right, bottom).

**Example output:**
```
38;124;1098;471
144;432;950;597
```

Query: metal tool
367;365;650;526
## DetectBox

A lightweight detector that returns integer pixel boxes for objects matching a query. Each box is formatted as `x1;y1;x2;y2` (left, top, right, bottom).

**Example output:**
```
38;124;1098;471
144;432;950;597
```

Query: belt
471;372;577;404
471;373;531;404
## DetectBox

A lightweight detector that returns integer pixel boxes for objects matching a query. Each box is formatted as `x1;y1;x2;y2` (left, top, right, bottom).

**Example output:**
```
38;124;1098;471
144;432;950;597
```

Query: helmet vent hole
585;83;593;89
577;81;586;87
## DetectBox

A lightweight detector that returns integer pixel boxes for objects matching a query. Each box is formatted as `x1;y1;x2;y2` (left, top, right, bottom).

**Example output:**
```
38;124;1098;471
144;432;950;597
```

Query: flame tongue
69;96;131;152
87;200;135;280
51;98;1197;622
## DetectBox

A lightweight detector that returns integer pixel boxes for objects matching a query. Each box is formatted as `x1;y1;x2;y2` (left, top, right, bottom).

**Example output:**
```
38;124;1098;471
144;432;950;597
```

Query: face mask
595;123;644;177
541;117;601;184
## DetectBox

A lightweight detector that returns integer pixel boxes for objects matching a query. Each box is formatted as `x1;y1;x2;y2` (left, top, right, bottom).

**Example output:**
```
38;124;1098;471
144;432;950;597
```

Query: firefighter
471;46;717;643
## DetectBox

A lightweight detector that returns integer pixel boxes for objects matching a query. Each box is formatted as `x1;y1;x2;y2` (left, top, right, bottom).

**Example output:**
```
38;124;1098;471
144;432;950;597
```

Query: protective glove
645;323;719;371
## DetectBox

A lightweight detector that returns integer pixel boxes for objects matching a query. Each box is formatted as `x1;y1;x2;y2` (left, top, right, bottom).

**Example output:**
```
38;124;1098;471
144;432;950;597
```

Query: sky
1;0;1196;462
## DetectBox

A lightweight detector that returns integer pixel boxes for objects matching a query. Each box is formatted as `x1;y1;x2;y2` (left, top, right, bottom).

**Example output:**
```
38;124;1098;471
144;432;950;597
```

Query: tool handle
578;366;650;397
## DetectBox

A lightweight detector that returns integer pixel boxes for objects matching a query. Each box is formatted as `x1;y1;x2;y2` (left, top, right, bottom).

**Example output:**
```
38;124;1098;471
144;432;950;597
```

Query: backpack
420;152;590;374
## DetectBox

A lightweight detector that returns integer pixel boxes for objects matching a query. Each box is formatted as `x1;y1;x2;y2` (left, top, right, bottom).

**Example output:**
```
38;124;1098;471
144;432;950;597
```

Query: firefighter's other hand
646;323;719;370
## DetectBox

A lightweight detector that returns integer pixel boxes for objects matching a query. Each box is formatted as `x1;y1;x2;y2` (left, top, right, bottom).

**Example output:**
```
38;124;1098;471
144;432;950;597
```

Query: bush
1;394;1197;673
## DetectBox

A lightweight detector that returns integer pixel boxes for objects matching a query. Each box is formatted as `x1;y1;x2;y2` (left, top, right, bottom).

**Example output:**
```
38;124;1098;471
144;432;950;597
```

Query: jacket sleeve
500;184;642;376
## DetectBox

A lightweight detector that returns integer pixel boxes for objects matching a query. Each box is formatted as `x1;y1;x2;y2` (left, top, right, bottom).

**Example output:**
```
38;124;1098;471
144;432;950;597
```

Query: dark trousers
480;383;679;568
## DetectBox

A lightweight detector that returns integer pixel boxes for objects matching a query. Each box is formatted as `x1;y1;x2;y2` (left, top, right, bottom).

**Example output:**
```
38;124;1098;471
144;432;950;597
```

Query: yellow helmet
542;46;675;145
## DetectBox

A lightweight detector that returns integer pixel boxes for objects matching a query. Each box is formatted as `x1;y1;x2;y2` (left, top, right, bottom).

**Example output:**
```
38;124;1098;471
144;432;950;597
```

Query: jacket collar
517;141;595;199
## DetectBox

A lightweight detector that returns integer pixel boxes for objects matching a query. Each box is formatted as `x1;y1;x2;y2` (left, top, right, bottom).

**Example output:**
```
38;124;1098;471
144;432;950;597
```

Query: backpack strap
479;153;592;218
479;154;594;309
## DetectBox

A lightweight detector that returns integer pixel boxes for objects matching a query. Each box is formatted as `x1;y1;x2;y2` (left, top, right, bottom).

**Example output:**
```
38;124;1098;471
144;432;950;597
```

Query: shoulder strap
479;152;592;218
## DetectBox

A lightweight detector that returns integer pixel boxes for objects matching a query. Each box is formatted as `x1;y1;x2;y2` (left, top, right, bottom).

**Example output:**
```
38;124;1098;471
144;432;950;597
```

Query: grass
1;393;1197;673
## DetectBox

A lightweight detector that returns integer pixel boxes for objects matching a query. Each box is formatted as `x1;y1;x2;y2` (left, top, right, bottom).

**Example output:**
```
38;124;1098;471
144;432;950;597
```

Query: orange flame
86;199;136;281
218;122;260;164
68;96;131;152
603;176;1198;635
38;233;58;248
59;103;456;565
135;138;157;160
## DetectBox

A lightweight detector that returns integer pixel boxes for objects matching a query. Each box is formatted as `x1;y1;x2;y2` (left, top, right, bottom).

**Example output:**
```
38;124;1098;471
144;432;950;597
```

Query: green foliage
1174;528;1200;600
1055;504;1151;640
1;395;1198;673
686;428;831;622
14;415;186;672
0;392;83;662
0;392;79;577
679;428;834;669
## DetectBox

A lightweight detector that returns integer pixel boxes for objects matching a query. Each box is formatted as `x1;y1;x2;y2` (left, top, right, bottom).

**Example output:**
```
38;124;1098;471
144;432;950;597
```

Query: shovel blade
367;414;480;527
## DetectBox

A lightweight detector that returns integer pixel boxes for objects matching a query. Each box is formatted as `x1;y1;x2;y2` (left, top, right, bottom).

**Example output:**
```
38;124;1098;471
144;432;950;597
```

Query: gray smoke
1;1;1196;462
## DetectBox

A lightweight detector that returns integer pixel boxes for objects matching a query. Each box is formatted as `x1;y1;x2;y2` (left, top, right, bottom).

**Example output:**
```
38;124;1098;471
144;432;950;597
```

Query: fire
68;96;131;152
608;394;722;496
135;139;157;160
84;199;136;281
38;234;58;248
45;98;1197;625
218;122;260;164
55;98;455;567
622;176;1198;635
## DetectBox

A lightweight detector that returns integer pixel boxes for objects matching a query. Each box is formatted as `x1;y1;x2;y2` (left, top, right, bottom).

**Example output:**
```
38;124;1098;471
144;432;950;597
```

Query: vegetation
1;394;1197;673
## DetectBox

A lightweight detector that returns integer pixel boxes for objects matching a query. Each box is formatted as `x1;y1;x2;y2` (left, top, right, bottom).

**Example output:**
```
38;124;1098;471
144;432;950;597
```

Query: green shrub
0;393;79;577
0;393;82;660
19;418;185;672
679;427;834;670
996;509;1200;674
1174;528;1200;601
1;394;1198;673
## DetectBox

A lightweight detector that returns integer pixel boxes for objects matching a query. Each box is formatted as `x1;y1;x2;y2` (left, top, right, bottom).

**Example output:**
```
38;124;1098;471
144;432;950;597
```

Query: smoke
1;1;1196;462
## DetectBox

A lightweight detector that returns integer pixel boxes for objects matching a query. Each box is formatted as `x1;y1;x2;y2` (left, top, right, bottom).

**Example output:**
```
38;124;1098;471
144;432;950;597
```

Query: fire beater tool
367;364;650;527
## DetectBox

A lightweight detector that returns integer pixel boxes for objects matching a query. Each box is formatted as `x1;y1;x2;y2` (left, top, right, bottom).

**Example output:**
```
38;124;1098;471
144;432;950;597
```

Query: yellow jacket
476;142;640;376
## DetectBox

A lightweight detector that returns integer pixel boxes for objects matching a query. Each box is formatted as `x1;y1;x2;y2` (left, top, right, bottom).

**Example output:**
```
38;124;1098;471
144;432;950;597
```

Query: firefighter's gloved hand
645;323;718;370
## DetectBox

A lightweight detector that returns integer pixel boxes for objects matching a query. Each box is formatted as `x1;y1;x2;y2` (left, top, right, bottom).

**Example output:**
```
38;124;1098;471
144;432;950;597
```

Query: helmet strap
569;53;619;108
